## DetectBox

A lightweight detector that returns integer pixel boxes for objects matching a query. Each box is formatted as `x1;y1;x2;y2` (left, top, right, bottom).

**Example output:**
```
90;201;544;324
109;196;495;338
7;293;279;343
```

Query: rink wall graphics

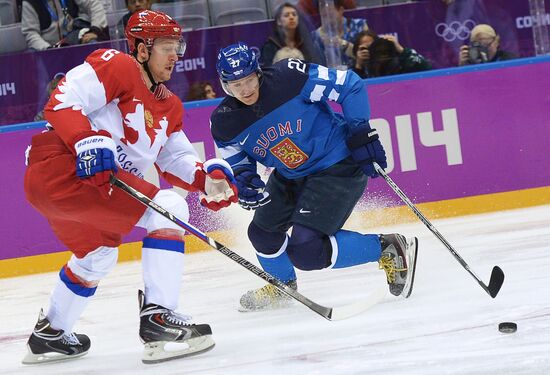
1;57;549;278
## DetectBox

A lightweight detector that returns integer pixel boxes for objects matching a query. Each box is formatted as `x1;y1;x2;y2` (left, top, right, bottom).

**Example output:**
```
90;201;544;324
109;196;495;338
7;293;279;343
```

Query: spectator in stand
21;0;108;50
297;0;356;17
186;81;217;101
458;24;515;66
311;0;368;66
35;72;66;121
350;29;377;78
260;2;322;67
116;0;152;38
366;33;431;78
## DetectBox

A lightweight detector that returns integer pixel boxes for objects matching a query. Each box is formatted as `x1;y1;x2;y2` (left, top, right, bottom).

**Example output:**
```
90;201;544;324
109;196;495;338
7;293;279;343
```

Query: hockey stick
373;163;504;298
111;176;380;321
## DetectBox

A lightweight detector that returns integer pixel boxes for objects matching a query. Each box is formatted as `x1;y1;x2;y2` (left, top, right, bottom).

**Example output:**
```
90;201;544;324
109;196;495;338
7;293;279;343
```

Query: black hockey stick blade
487;266;505;298
373;162;506;299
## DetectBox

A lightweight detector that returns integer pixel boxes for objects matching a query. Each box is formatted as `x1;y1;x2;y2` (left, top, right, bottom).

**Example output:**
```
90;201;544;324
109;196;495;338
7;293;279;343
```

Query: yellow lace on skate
254;284;286;300
378;255;406;283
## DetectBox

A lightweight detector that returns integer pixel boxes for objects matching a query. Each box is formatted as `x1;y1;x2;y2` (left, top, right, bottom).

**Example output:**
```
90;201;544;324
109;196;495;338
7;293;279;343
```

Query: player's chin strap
135;51;170;100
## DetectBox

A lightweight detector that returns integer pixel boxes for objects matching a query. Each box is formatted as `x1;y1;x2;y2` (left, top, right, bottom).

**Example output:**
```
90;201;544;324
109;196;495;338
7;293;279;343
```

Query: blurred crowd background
0;0;548;125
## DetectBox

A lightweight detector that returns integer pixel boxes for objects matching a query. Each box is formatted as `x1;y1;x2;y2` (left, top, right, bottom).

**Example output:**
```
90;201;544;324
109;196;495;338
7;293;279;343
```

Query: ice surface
1;205;549;375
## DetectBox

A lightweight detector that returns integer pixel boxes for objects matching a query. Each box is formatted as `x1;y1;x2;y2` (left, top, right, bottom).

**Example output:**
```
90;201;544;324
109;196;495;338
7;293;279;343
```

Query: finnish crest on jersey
270;138;308;169
144;110;154;128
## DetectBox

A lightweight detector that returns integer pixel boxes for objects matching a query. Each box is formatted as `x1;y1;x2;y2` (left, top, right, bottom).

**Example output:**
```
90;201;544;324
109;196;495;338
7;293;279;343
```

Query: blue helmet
216;42;260;82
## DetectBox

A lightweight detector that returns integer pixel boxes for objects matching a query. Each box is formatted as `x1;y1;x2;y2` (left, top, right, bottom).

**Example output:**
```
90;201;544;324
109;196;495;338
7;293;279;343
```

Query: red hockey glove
197;159;238;211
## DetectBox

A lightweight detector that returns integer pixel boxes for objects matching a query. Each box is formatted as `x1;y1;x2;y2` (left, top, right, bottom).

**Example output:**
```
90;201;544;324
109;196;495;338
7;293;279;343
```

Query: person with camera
458;24;516;66
351;30;431;78
350;29;377;79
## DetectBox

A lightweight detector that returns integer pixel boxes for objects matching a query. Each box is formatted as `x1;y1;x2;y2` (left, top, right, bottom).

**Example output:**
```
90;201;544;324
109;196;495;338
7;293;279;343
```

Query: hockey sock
142;235;184;310
256;235;297;283
47;265;97;333
329;230;382;269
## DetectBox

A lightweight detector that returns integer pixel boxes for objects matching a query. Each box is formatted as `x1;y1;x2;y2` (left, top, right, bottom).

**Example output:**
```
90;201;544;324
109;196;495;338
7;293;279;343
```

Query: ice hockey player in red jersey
22;10;237;365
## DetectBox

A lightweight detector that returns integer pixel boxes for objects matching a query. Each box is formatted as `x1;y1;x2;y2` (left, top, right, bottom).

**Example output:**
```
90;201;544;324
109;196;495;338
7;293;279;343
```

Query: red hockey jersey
44;48;200;186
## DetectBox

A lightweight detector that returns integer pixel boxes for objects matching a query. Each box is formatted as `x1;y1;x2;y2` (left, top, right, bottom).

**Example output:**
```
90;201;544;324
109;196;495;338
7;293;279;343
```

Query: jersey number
101;49;121;62
287;58;306;73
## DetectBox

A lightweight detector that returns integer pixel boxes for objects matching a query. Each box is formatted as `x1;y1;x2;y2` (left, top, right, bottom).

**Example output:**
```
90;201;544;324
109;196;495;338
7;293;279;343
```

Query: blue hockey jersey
210;58;371;179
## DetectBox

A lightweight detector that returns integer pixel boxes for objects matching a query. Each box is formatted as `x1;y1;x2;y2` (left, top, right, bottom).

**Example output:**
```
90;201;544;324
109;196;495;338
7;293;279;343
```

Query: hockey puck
498;322;517;333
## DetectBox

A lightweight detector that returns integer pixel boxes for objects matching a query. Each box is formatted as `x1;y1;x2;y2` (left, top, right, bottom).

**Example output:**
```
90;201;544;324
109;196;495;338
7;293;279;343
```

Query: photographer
364;34;431;78
351;30;377;79
459;24;516;66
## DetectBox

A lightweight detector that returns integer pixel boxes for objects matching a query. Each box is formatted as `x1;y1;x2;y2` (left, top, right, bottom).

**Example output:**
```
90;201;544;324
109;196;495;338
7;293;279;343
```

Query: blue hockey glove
234;169;271;210
346;126;387;178
74;132;118;198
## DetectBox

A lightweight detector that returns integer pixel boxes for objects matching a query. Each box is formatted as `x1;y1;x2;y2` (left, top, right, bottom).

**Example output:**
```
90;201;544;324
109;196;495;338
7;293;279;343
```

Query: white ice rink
1;204;549;375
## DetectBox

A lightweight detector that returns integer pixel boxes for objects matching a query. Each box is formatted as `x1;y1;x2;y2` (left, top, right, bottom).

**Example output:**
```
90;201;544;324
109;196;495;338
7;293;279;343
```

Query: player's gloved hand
74;131;118;199
346;125;387;178
198;159;238;211
234;169;271;210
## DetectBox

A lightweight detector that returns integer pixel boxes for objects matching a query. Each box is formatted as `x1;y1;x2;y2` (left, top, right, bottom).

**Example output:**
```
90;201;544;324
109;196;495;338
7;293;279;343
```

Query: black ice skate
21;309;90;365
239;280;297;312
138;290;214;364
378;234;418;298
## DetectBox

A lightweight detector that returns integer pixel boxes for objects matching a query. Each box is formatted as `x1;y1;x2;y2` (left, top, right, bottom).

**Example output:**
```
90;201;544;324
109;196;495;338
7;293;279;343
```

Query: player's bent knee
287;224;331;271
139;189;189;233
67;246;119;285
248;221;287;256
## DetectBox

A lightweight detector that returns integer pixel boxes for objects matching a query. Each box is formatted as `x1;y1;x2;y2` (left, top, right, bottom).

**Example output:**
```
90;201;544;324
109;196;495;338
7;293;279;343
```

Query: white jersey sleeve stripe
336;70;347;85
317;65;329;80
310;84;326;102
328;88;340;102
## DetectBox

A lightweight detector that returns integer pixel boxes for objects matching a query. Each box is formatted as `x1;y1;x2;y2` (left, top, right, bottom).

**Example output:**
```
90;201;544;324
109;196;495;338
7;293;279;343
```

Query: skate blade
22;346;88;365
401;237;418;299
142;335;215;364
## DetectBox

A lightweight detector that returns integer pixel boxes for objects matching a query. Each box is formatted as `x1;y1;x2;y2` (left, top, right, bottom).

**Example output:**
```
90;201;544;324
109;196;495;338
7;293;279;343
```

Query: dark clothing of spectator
260;35;321;66
367;38;431;78
116;12;132;38
351;66;367;79
489;49;515;62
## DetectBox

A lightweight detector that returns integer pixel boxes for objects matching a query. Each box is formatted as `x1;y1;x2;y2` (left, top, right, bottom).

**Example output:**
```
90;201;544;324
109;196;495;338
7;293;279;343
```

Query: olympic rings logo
435;19;476;42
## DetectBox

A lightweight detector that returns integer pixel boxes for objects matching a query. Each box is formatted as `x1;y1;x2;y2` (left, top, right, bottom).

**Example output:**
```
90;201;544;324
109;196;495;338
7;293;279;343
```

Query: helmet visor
152;38;186;57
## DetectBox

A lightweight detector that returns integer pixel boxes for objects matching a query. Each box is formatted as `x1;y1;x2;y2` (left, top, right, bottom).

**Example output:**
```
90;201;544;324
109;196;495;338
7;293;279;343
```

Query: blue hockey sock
329;230;382;269
256;236;296;283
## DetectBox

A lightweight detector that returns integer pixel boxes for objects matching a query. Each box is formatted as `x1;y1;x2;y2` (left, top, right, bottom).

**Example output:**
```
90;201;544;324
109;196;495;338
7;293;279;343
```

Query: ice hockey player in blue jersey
210;42;418;311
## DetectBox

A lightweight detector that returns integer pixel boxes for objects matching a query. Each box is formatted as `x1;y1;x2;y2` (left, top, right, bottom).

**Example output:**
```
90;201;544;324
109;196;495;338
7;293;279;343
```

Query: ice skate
22;309;90;365
239;280;297;312
138;290;215;364
378;234;418;298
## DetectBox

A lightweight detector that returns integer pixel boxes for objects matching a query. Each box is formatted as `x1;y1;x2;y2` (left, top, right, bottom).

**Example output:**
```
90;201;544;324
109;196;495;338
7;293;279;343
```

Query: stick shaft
373;163;503;297
111;176;336;319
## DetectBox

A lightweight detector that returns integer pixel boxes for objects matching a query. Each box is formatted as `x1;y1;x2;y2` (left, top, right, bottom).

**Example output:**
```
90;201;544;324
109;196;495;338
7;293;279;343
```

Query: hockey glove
198;159;238;211
346;126;387;178
74;131;118;199
234;169;271;210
